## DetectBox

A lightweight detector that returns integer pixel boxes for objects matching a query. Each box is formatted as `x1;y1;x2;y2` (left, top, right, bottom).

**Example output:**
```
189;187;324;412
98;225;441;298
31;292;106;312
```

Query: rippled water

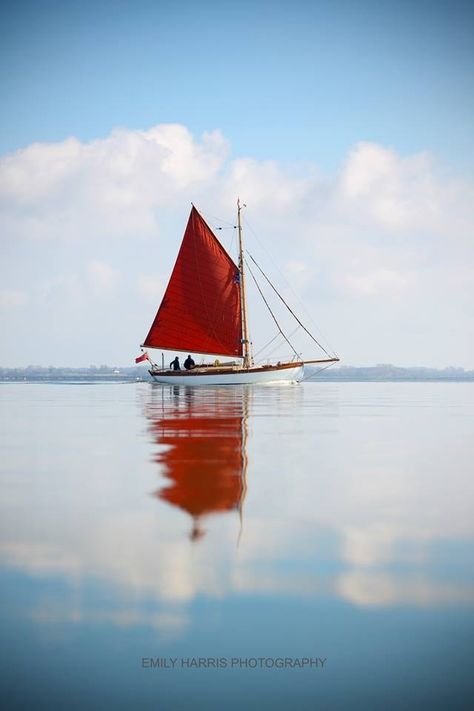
1;382;473;709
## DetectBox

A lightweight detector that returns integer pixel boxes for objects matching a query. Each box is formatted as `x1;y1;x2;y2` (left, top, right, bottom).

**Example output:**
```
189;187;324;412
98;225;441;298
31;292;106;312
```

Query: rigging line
202;210;238;267
266;342;297;361
247;252;334;359
202;210;235;230
242;214;337;357
244;258;299;359
261;335;286;360
245;258;298;360
253;331;281;358
270;334;302;360
254;321;301;360
301;361;337;382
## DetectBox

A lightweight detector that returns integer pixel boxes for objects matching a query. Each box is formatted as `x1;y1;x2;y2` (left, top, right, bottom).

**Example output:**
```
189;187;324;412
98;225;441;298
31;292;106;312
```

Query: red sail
143;206;243;357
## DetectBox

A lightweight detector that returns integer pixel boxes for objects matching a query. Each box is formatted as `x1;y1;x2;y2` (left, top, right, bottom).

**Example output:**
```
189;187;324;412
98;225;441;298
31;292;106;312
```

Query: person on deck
184;355;195;370
170;357;180;370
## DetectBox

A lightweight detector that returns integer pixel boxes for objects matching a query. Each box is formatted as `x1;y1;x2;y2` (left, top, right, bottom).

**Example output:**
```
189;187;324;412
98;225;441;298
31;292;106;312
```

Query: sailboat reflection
145;386;249;541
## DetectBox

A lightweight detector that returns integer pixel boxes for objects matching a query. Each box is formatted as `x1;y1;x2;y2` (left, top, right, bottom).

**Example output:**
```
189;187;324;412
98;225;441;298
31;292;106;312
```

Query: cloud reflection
0;382;473;635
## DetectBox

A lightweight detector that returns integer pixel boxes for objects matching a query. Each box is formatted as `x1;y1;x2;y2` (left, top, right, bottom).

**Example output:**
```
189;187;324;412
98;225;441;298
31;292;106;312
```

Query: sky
0;0;473;368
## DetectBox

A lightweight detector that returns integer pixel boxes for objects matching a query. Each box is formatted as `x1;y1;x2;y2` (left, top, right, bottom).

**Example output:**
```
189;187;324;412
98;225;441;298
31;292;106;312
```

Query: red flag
135;352;149;364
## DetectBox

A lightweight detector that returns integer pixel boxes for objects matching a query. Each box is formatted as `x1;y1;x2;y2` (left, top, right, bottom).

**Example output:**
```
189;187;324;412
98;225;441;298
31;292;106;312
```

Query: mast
237;198;251;367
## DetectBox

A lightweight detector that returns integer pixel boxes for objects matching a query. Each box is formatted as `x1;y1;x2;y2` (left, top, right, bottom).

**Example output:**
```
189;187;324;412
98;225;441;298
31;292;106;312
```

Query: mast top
236;199;251;368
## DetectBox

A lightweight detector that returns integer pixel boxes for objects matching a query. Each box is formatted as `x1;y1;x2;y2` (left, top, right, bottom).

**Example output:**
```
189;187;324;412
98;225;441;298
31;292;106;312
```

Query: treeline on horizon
0;364;473;382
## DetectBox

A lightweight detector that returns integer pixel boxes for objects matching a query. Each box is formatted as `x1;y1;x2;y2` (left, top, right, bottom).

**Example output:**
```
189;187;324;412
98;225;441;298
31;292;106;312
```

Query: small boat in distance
138;201;339;384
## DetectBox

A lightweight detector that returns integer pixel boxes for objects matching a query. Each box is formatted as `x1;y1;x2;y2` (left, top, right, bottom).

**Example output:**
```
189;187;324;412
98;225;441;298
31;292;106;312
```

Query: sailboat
138;200;338;384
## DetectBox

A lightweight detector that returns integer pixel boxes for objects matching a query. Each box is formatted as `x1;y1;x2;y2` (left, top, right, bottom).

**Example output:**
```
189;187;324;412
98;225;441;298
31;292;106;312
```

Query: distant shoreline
1;364;473;384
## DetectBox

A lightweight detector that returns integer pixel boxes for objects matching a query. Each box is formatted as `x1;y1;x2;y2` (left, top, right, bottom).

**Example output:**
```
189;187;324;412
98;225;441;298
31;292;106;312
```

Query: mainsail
142;206;243;357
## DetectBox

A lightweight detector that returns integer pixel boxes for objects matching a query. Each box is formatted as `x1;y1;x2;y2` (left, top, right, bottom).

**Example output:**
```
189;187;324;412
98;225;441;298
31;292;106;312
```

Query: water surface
1;382;473;709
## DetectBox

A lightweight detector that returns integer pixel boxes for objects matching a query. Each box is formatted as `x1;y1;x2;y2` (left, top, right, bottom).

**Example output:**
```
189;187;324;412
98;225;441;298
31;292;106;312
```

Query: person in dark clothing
184;355;195;370
170;356;180;371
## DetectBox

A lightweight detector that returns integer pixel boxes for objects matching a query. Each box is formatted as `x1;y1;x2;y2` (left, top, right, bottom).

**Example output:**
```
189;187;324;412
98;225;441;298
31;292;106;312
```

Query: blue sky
2;0;473;171
0;0;473;367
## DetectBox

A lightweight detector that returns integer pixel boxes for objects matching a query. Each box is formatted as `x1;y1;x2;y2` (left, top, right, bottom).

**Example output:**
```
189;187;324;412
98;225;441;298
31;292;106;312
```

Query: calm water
0;382;473;710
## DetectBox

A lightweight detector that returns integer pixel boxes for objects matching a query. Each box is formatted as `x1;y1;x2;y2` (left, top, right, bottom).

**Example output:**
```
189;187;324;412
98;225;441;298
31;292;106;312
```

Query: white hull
150;365;304;385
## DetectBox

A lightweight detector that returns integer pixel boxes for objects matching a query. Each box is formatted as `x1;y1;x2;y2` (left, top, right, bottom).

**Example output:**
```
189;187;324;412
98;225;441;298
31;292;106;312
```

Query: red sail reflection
145;387;248;541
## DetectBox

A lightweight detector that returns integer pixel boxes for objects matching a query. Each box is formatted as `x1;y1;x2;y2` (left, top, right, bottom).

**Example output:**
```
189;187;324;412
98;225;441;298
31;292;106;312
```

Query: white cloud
284;260;312;287
0;381;472;624
0;137;83;204
38;266;120;305
343;268;414;296
222;158;313;212
39;274;83;304
87;260;120;297
1;130;472;245
335;571;474;607
0;125;229;241
137;275;164;302
337;141;474;235
0;124;473;366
